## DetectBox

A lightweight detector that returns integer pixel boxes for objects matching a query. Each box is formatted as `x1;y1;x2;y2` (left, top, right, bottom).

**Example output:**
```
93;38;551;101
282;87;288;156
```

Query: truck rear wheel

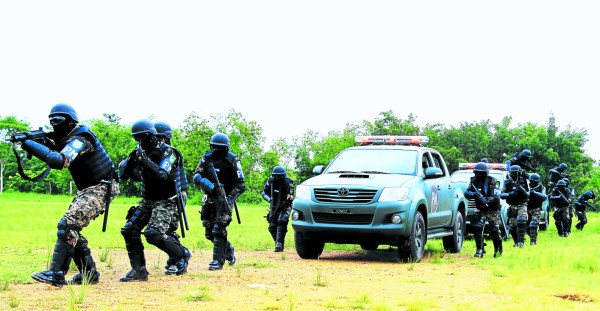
443;212;464;253
398;212;425;262
295;231;324;259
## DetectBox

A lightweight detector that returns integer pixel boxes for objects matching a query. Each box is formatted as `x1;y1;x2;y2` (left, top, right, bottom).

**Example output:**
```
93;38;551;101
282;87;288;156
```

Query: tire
294;231;324;259
443;212;464;253
360;242;379;251
398;212;426;262
539;211;549;231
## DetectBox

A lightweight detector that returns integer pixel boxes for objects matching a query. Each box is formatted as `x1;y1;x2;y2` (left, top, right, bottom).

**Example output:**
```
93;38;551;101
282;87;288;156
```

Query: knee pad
121;222;134;237
517;217;527;226
144;228;163;245
582;218;588;225
278;213;290;223
204;227;214;241
277;218;289;227
212;224;227;239
57;220;69;239
529;221;538;229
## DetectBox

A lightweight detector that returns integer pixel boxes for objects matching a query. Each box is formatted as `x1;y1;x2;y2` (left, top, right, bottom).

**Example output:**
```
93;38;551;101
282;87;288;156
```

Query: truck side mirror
424;167;443;179
312;165;324;175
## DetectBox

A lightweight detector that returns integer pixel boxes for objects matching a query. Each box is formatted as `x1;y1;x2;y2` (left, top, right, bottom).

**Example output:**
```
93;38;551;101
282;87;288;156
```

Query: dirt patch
3;248;506;310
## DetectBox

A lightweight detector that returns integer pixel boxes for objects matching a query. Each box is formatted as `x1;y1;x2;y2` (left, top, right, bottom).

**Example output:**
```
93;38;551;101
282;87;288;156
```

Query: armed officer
526;174;547;245
23;104;119;287
262;166;295;252
119;120;191;282
154;121;191;273
193;133;246;270
506;149;534;172
562;178;576;236
464;162;503;258
574;190;595;230
549;180;572;237
547;163;570;195
500;165;530;248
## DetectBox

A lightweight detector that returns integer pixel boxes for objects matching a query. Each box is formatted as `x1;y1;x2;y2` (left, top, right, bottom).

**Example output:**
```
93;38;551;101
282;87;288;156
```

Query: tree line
1;110;598;204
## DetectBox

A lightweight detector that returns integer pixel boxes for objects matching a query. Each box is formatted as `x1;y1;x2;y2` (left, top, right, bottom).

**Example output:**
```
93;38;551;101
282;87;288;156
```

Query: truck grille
312;212;374;225
313;188;378;204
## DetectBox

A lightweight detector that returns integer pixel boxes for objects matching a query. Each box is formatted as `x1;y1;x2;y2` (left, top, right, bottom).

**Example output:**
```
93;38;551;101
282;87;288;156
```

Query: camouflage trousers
127;199;180;240
62;181;120;248
477;210;502;238
527;208;541;224
507;203;528;227
553;206;571;222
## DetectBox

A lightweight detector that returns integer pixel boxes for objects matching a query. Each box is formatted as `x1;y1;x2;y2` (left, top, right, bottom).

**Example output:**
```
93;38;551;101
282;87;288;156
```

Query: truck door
422;152;444;228
429;152;453;227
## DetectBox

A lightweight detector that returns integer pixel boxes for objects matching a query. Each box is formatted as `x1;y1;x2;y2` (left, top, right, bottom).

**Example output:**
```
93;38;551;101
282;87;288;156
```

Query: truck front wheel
398;212;426;262
295;231;324;259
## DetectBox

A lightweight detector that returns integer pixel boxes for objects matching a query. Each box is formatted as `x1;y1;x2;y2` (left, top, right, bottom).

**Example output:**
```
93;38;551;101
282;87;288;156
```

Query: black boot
510;225;518;247
555;220;564;237
120;266;149;282
32;239;74;287
210;236;226;270
492;237;503;258
274;225;287;252
166;248;192;276
268;222;277;243
565;220;572;237
473;231;484;258
225;242;236;266
516;218;527;248
529;225;538;246
68;246;100;285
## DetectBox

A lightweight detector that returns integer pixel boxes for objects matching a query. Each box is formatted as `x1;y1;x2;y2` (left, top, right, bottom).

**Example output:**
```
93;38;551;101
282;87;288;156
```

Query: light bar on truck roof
458;163;507;170
355;135;429;145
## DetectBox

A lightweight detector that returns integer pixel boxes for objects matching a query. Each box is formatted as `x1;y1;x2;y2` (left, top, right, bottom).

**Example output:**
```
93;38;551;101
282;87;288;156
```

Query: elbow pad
22;139;65;169
464;191;476;200
193;174;214;193
262;192;271;202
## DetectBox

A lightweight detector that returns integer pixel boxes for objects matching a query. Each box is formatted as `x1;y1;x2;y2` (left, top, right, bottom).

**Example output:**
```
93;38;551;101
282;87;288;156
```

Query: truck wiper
359;171;389;174
328;170;357;174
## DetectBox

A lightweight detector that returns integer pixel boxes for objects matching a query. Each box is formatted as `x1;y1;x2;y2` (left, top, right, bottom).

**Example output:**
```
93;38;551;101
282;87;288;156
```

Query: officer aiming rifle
6;127;53;182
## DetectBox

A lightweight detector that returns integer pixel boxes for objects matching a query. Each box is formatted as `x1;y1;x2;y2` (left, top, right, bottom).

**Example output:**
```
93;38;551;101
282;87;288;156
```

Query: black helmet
558;163;568;171
473;162;488;178
509;165;522;173
154;121;172;139
584;190;596;199
481;158;489;163
272;166;286;177
522;150;532;158
131;120;157;136
562;178;570;186
49;103;79;122
557;180;567;187
210;133;230;149
530;173;541;182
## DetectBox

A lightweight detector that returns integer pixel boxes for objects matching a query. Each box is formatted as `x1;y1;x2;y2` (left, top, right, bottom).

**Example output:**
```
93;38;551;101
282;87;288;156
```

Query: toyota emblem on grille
337;187;349;196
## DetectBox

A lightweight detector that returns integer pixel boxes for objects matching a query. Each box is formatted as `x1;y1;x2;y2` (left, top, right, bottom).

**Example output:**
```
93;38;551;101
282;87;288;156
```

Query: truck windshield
325;149;418;175
450;171;505;183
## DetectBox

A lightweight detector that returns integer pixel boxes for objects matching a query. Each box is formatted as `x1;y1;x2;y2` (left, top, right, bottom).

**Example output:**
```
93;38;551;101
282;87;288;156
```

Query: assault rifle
208;163;241;224
469;182;510;240
6;127;52;182
584;202;598;213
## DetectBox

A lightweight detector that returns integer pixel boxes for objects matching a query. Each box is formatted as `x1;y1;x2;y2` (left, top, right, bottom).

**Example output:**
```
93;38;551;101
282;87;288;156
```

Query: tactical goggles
133;132;151;142
49;115;67;126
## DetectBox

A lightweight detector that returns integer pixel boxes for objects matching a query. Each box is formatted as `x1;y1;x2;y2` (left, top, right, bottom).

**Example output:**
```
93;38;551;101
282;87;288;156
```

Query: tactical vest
504;178;529;205
469;176;500;211
140;144;178;200
528;184;546;209
202;151;238;195
58;126;114;190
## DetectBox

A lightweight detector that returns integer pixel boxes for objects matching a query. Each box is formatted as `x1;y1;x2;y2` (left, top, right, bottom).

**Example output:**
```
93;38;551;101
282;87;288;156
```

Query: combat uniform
526;176;547;245
24;104;118;287
464;169;503;258
501;166;530;248
193;142;246;270
549;181;572;237
262;168;295;252
119;121;190;282
574;191;595;230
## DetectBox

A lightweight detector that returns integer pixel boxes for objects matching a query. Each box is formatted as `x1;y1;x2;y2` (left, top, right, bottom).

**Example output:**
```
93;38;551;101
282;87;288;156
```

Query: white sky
1;1;599;160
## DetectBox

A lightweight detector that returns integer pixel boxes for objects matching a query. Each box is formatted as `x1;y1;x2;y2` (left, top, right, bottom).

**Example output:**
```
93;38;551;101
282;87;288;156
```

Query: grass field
0;192;598;310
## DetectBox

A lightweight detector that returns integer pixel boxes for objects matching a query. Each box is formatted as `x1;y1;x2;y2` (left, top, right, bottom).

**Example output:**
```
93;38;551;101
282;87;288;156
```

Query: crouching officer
155;121;190;272
500;165;530;248
25;104;119;287
262;166;295;252
506;149;534;172
464;162;503;258
193;133;246;270
549;180;572;237
527;174;547;245
118;120;191;282
574;190;595;230
547;163;569;195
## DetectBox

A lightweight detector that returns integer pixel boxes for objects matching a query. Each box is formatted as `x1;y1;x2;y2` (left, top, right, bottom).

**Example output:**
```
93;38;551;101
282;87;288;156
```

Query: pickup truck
291;136;468;262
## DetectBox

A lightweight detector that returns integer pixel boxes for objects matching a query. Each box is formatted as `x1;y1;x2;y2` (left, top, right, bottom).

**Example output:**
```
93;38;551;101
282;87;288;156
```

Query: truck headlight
391;214;402;224
379;187;409;202
292;210;300;221
295;185;311;200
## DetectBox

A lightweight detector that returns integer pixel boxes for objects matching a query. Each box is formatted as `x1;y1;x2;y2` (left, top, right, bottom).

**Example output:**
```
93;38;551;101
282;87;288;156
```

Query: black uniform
549;184;572;237
262;176;295;252
506;152;534;172
547;166;569;195
194;150;246;269
119;140;190;281
574;192;595;230
465;175;503;258
24;123;118;287
527;182;547;245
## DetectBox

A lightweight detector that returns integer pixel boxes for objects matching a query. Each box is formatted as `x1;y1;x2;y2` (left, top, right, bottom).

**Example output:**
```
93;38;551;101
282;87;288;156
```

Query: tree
0;116;31;194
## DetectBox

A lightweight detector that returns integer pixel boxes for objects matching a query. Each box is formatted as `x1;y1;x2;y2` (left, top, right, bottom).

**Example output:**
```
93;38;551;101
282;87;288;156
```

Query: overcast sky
1;1;599;160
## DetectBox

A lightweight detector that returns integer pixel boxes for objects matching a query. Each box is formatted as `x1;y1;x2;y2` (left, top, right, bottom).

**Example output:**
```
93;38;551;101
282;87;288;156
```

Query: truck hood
301;173;417;189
